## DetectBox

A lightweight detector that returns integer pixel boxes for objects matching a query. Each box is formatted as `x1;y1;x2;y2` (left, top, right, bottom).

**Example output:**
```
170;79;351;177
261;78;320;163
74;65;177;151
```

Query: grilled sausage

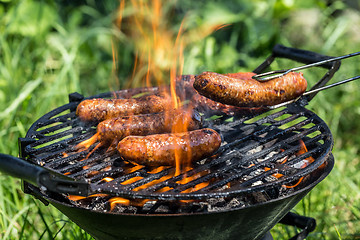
76;94;171;122
117;128;221;167
177;74;265;115
193;71;307;107
77;72;264;123
97;108;202;145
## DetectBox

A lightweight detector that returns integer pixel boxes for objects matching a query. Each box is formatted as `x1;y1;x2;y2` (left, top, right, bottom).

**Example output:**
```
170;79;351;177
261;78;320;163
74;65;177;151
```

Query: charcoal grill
0;45;348;240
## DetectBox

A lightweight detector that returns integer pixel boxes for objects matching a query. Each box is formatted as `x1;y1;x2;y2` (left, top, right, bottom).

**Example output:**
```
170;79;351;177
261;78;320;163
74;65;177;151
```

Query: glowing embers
67;163;213;212
244;139;316;190
282;140;315;189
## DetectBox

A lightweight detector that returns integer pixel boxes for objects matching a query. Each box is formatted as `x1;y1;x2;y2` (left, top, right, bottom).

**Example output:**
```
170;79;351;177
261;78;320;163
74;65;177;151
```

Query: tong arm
252;51;360;81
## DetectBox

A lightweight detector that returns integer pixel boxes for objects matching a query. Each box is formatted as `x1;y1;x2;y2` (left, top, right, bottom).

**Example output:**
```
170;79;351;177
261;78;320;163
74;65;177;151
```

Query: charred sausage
193;71;307;107
76;94;171;122
117;128;221;167
97;108;202;145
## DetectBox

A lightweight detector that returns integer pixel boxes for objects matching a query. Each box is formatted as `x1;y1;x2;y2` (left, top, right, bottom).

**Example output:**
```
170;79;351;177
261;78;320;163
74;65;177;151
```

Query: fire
102;177;115;182
75;0;229;167
112;0;226;175
282;140;315;188
117;0;184;88
76;133;99;150
121;176;144;185
125;164;144;174
68;0;231;210
109;197;131;210
260;141;316;189
68;194;108;201
296;139;315;167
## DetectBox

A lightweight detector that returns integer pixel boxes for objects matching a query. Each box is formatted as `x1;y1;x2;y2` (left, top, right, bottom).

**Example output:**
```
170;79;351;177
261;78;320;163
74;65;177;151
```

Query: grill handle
0;153;44;186
272;44;336;69
279;212;316;240
253;44;339;74
0;153;89;196
253;44;342;104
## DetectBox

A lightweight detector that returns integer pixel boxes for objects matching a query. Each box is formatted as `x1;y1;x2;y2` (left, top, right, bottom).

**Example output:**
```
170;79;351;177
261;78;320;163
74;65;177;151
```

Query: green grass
1;0;360;239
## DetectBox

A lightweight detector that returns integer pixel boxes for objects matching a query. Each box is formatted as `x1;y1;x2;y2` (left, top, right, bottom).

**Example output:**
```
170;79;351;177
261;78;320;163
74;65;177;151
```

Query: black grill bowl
14;88;334;240
31;155;333;240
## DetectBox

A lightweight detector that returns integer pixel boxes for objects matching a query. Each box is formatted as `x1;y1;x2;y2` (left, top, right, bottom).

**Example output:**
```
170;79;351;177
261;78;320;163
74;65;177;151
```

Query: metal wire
252;51;360;81
266;75;360;109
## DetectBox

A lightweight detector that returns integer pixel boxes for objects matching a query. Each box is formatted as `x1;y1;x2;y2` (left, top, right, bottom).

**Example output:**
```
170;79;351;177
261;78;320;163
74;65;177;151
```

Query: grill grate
20;88;333;201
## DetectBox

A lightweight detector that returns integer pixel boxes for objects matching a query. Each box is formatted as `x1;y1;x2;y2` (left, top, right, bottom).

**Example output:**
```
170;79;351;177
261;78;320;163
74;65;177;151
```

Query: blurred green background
0;0;360;239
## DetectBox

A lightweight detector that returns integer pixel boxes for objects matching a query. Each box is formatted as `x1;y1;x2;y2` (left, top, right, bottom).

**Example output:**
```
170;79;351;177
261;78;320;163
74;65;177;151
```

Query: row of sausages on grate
75;71;307;167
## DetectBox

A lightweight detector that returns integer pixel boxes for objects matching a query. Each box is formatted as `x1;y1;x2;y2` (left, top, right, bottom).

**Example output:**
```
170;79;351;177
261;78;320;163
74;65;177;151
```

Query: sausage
77;72;264;123
177;74;264;115
117;128;221;167
76;94;171;122
193;71;307;107
97;108;202;145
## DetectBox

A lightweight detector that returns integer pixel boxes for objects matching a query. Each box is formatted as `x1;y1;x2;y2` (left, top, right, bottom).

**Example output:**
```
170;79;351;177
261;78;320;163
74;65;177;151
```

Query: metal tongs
251;49;360;109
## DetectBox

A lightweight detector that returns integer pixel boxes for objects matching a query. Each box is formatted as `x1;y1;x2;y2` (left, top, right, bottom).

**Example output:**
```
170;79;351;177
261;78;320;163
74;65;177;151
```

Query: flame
116;0;188;175
76;0;228;168
264;167;284;179
295;139;315;167
109;197;131;210
214;24;232;31
282;140;315;188
68;1;232;209
68;194;108;201
117;0;183;88
116;0;125;29
259;141;316;189
121;176;144;185
76;133;99;150
172;107;198;176
133;175;172;191
148;166;168;174
181;182;210;194
102;177;115;182
125;164;144;174
109;197;152;210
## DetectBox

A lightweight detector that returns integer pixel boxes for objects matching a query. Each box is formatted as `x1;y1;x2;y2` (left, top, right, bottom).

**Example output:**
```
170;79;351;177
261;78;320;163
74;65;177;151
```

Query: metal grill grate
20;89;333;201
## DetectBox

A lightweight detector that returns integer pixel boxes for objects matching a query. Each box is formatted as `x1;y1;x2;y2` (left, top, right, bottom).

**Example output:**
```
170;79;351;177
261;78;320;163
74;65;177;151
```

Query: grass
1;0;360;239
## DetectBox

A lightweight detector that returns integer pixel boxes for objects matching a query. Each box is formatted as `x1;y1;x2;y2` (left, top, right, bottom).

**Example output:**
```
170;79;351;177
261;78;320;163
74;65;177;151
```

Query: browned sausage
193;71;307;107
76;94;171;122
97;108;202;145
117;128;221;167
177;74;264;115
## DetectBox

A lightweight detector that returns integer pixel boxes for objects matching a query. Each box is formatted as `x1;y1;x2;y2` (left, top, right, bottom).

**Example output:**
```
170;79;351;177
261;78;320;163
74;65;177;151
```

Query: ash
67;189;290;215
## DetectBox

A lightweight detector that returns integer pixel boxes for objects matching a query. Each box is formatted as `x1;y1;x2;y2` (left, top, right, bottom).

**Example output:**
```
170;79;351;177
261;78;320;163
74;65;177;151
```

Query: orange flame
76;133;99;150
109;197;131;210
116;0;191;176
296;140;315;167
68;194;108;201
282;140;315;188
261;141;315;189
121;176;144;185
102;177;115;182
69;1;233;209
